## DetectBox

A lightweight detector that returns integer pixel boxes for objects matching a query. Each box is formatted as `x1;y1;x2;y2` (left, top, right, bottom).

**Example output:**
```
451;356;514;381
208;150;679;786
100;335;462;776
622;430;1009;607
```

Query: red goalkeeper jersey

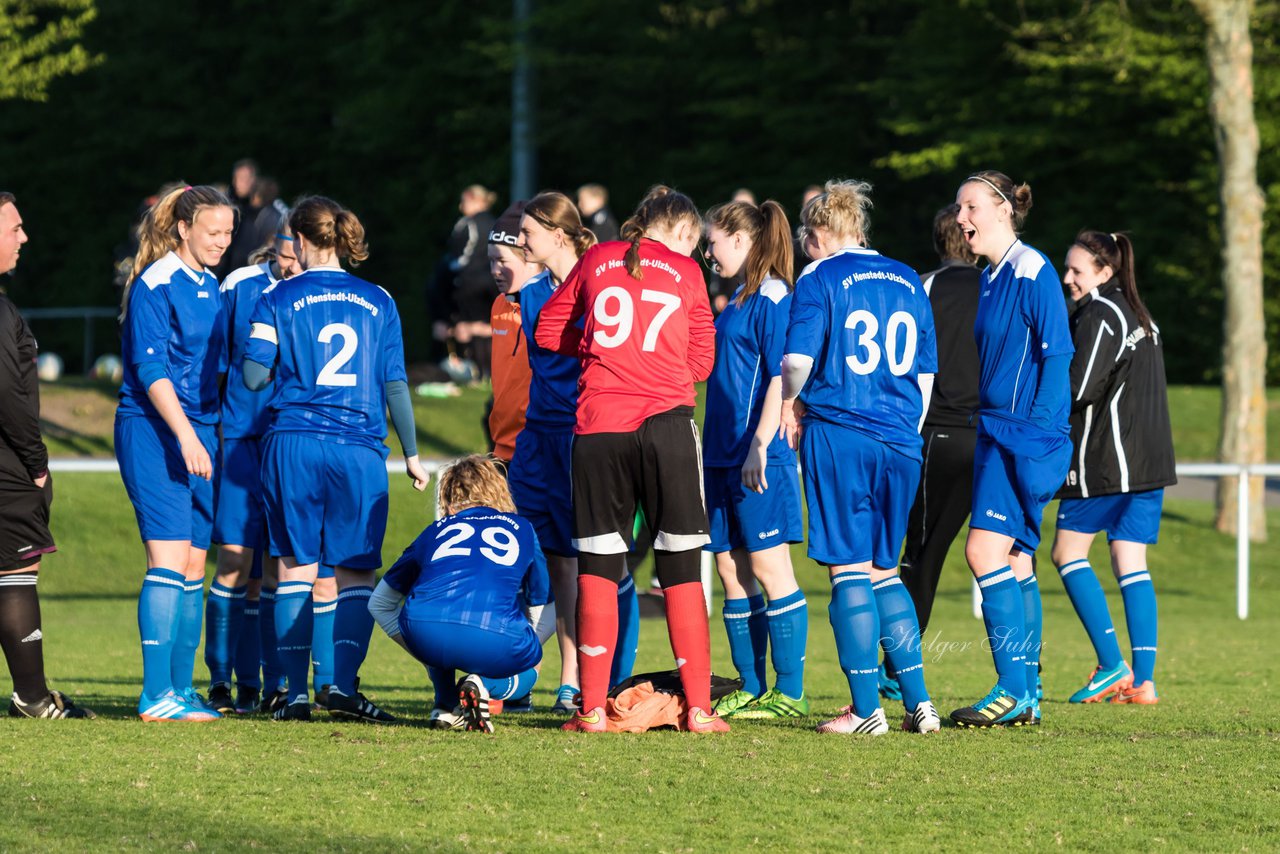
534;238;715;435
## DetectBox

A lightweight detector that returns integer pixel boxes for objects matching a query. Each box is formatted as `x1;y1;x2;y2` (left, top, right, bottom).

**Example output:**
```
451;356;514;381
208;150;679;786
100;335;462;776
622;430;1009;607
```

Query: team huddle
0;170;1173;732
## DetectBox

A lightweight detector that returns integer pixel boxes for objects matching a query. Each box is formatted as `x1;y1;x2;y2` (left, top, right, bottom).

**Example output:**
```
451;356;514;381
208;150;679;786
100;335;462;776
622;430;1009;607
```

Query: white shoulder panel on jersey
139;253;186;290
1009;244;1046;280
759;277;789;304
220;262;273;293
798;255;832;280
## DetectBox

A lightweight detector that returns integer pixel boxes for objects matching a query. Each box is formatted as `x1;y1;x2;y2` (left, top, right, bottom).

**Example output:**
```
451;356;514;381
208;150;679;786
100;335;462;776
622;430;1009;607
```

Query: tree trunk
1192;0;1268;541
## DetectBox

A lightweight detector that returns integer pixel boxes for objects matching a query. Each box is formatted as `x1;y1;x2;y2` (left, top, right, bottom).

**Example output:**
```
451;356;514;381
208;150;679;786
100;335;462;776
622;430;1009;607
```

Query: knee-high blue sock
611;573;640;688
259;590;284;693
235;597;262;690
204;582;245;687
170;579;205;694
481;667;539;701
1119;570;1158;684
1057;559;1123;669
722;596;765;696
873;576;928;710
138;568;185;699
766;589;807;699
333;585;374;696
978;568;1027;698
746;593;768;689
274;581;314;704
829;571;880;717
1020;575;1042;697
429;666;456;709
312;596;336;692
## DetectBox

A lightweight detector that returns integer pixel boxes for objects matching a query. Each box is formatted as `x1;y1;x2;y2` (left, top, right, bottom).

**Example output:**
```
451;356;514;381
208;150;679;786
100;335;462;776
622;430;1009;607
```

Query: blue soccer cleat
1068;661;1133;704
950;685;1034;728
877;663;902;702
138;691;221;722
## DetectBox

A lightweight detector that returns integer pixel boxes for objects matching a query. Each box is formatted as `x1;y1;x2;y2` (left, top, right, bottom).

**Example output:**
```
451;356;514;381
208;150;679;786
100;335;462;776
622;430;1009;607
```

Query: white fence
47;459;1275;619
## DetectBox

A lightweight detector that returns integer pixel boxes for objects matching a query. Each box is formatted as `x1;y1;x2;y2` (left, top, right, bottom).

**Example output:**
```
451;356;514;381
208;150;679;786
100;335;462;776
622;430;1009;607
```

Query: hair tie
183;185;193;192
966;175;1009;205
1109;232;1117;242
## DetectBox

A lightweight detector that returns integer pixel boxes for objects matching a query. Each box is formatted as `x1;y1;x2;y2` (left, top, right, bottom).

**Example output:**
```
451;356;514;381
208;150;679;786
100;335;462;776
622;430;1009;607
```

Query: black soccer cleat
458;674;494;733
326;690;396;723
272;700;312;722
9;690;96;720
259;688;289;715
234;685;261;715
312;684;331;712
206;683;236;715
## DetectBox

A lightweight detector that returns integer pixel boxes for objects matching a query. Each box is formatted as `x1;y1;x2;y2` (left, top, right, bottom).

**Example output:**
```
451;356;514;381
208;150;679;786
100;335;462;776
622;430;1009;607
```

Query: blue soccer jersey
520;271;580;430
784;248;938;459
118;251;226;425
703;277;795;468
384;507;551;637
220;262;277;439
973;241;1074;430
245;266;407;449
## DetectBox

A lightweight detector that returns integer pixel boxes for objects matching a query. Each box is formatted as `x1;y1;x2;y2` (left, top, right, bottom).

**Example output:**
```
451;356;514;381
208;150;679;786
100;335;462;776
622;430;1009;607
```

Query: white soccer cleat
816;705;889;735
427;705;466;730
902;700;941;734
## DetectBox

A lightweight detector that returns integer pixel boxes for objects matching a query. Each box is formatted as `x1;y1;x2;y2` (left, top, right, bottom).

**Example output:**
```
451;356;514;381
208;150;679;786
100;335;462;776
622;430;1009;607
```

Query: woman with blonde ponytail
535;185;724;734
700;199;808;721
115;183;234;722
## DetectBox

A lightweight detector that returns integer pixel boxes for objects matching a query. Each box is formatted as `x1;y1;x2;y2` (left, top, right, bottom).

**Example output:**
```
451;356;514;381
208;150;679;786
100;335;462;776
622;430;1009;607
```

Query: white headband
967;175;1009;205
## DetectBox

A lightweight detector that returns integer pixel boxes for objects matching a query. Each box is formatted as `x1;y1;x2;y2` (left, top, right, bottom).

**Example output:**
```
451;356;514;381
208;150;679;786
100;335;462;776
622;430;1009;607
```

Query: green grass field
1;471;1277;851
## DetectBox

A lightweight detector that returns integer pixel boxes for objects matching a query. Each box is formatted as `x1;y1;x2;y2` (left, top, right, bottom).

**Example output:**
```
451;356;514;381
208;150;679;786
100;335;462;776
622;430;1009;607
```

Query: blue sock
610;573;640;688
1057;559;1123;669
746;593;768;690
274;581;314;704
978;568;1027;698
722;596;764;696
481;667;539;701
829;571;879;717
259;590;284;693
235;597;262;690
1020;575;1042;697
204;581;245;687
1119;570;1158;684
873;576;929;710
312;596;336;692
429;666;456;709
138;568;185;699
170;579;205;694
766;589;807;699
333;585;374;696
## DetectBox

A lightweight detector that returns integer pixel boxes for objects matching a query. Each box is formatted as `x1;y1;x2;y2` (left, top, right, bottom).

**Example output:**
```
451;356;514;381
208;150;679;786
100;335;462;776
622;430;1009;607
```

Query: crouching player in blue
116;184;234;721
950;172;1073;727
244;196;429;722
780;180;941;736
369;455;551;733
700;199;808;720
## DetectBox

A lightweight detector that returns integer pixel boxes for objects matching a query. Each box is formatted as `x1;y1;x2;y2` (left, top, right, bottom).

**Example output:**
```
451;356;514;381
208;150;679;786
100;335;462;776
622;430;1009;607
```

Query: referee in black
899;204;982;634
0;191;93;719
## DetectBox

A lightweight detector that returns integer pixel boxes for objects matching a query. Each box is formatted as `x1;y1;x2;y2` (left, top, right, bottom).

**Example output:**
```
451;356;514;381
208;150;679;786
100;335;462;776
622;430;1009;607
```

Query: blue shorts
1057;489;1164;545
704;463;803;553
399;616;542;678
260;432;389;570
115;415;216;549
800;421;920;568
970;418;1072;552
509;426;575;556
213;436;266;549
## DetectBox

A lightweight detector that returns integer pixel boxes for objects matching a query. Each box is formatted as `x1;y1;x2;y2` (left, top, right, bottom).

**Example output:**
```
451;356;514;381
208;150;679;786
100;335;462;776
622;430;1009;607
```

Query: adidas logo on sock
20;629;41;643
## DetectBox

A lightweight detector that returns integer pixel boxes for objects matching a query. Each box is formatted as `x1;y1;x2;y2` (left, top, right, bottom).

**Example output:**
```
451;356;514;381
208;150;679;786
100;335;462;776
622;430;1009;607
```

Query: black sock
0;572;48;703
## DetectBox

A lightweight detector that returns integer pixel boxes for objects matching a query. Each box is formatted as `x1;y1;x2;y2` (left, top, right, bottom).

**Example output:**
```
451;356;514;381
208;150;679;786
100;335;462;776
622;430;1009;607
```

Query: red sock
576;574;619;712
663;582;711;711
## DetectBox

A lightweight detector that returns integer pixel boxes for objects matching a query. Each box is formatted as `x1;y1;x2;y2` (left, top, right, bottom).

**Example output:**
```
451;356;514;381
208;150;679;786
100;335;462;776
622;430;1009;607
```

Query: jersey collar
167;250;205;284
989;240;1023;278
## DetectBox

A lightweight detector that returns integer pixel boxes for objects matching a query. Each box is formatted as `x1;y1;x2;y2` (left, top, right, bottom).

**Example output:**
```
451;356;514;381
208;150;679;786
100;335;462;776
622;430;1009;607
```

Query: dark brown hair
619;185;701;279
932;204;978;265
964;170;1033;231
0;191;14;208
706;199;794;306
524;191;597;258
1073;230;1152;334
289;196;369;266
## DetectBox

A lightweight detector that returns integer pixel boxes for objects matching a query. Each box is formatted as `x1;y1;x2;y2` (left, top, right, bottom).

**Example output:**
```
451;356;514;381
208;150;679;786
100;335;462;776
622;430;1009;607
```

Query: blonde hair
289;196;369;266
463;184;498;210
438;455;516;515
524;191;598;257
619;185;702;279
801;179;873;246
123;183;232;320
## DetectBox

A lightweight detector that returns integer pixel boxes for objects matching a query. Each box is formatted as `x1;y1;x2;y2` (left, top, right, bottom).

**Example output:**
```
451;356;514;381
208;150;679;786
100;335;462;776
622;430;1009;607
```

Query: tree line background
1;0;1277;384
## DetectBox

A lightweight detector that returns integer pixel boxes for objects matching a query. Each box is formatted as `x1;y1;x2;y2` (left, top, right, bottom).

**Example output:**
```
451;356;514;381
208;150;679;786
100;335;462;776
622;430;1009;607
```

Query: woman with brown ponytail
1051;231;1175;706
535;185;724;733
699;200;808;721
115;184;234;721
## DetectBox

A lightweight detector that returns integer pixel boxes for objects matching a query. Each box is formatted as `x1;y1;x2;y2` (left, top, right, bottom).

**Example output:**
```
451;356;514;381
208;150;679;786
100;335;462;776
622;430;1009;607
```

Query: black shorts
0;454;54;571
455;284;499;324
571;407;710;555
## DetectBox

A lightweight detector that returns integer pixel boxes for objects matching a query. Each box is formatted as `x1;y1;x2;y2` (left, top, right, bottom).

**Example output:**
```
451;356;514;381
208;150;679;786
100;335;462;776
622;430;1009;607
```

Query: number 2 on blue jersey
316;322;358;387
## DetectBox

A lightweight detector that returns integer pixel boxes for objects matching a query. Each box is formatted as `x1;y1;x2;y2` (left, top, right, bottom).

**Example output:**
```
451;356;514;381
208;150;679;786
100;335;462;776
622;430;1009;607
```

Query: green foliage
0;0;100;100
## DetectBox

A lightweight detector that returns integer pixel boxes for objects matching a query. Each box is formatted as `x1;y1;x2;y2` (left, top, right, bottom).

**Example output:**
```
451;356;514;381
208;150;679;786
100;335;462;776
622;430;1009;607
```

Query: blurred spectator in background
215;159;261;279
576;183;619;243
792;184;823;280
431;185;498;383
732;187;757;205
231;177;288;269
